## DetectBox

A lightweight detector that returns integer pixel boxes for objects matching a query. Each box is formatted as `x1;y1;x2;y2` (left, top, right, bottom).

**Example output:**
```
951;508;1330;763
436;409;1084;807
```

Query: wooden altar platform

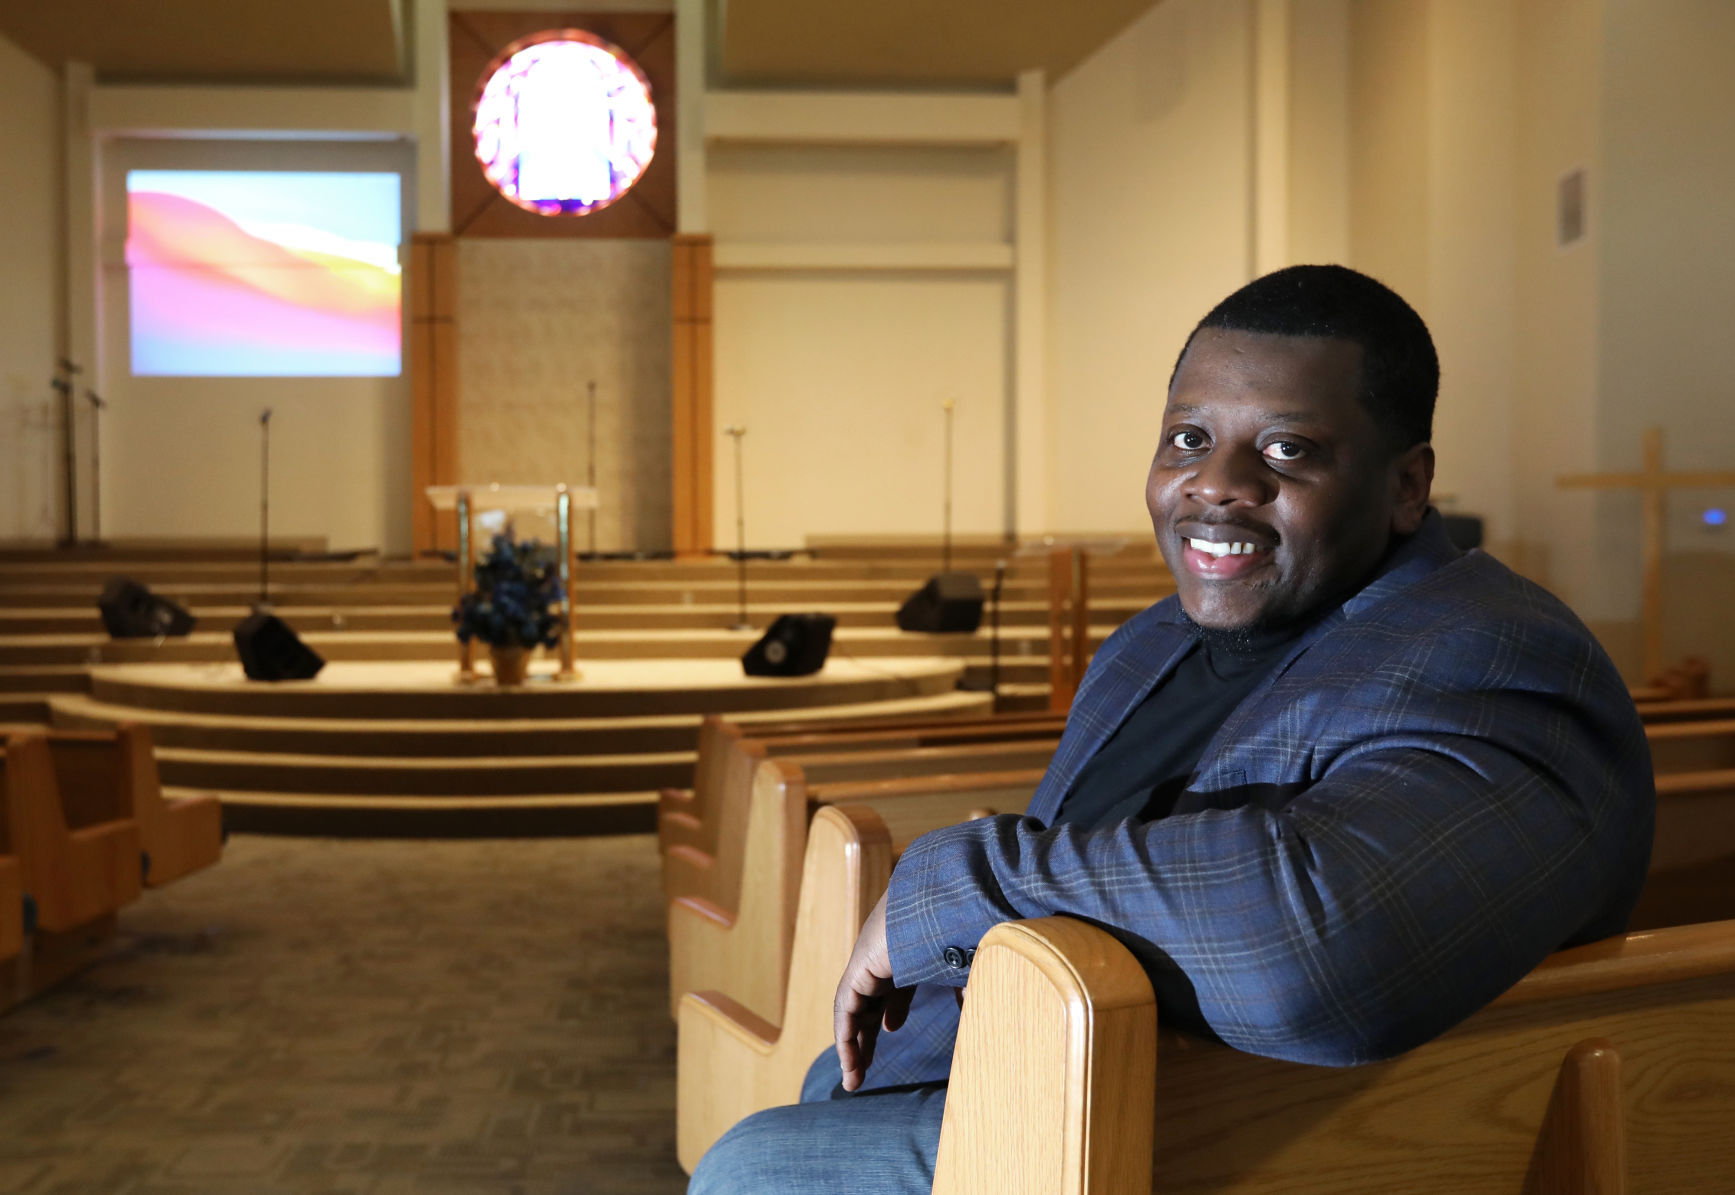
46;657;983;837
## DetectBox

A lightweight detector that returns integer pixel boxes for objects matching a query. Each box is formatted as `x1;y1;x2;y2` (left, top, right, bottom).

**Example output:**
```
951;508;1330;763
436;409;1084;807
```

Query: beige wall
1348;0;1519;548
456;239;673;553
709;143;1014;548
1045;0;1258;535
1591;0;1735;678
0;34;63;540
97;138;415;554
1286;0;1351;265
1511;0;1601;610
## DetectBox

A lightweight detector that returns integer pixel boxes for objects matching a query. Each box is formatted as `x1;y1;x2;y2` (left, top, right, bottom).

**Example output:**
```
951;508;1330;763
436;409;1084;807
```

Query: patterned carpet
0;834;689;1194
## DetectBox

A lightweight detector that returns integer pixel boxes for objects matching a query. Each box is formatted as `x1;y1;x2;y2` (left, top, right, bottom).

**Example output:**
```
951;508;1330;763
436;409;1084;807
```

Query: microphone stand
258;409;273;611
85;389;107;545
989;558;1004;708
942;399;955;574
585;379;598;557
959;558;1006;705
724;425;751;631
53;359;81;547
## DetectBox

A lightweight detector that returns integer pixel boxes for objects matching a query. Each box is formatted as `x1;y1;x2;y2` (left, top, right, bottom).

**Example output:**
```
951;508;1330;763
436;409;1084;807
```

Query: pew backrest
1646;717;1735;772
41;730;138;829
933;917;1735;1195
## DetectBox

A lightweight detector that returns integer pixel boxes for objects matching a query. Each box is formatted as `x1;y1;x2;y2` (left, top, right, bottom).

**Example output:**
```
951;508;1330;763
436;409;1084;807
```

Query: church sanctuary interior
1;0;1734;1190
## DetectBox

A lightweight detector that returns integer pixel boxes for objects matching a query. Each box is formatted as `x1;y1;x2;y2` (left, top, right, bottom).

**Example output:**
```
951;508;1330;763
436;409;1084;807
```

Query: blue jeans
687;1048;949;1194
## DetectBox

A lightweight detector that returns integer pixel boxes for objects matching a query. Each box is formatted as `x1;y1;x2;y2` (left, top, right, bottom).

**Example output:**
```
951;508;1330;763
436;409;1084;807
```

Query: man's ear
1390;443;1435;535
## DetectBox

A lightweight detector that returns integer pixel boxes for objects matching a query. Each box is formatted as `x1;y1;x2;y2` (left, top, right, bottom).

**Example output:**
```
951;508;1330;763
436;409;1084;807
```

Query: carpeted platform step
0;575;1172;611
0;595;1158;635
4;625;1119;668
0;693;52;723
82;657;969;718
0;664;90;693
182;786;660;837
156;746;697;795
49;687;993;755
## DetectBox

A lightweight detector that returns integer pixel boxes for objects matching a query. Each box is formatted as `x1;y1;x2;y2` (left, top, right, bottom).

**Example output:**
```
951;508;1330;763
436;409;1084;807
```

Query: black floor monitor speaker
234;610;325;681
742;613;836;677
1442;514;1485;552
98;577;197;638
896;572;985;634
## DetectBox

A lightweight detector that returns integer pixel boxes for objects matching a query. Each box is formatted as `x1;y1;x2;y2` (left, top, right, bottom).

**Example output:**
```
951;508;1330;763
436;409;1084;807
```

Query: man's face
1146;328;1433;631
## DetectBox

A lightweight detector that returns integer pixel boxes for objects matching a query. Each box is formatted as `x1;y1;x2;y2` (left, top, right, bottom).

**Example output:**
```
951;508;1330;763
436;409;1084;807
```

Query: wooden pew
661;717;763;867
4;732;141;933
104;724;223;886
1646;717;1735;773
676;803;891;1172
931;916;1735;1194
667;758;1039;1024
661;730;1059;909
1630;767;1735;930
676;766;1735;1175
0;774;21;966
659;712;1064;861
1636;695;1735;724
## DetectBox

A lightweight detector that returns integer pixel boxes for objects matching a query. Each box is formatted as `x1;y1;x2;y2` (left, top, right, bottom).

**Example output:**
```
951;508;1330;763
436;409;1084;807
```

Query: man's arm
878;703;1651;1067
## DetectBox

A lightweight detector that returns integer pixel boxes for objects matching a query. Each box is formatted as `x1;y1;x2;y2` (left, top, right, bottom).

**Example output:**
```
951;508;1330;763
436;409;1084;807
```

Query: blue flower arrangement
452;534;565;648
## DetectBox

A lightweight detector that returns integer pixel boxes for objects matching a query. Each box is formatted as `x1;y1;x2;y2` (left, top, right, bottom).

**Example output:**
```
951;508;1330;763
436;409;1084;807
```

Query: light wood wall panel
409;233;459;555
672;233;714;556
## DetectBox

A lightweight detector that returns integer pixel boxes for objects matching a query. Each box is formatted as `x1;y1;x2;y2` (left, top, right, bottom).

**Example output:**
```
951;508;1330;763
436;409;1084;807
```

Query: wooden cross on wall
1557;426;1735;681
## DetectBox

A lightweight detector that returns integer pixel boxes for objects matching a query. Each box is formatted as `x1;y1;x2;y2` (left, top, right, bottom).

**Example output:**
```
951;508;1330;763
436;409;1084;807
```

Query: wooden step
1;624;1118;667
0;664;89;693
0;693;52;723
155;745;695;796
48;687;994;755
82;657;971;718
0;596;1158;635
187;787;659;838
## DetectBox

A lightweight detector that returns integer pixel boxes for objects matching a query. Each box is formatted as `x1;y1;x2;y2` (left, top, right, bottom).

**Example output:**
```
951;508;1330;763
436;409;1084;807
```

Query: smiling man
690;266;1654;1195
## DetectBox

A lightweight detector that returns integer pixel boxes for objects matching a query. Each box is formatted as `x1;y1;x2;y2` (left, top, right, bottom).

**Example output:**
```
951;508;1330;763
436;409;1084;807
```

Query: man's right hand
832;890;914;1092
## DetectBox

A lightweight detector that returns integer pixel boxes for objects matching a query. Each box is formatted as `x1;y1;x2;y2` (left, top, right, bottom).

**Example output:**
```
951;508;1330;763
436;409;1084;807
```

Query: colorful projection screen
126;170;403;377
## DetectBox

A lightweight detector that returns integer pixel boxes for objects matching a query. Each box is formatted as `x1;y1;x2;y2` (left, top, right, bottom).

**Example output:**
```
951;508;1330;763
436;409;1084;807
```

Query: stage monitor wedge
234;610;325;682
897;573;985;634
99;578;197;638
1442;514;1485;552
742;613;836;678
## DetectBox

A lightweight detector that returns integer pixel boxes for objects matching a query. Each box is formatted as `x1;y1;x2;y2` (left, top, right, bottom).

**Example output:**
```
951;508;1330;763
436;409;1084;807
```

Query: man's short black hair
1170;264;1439;450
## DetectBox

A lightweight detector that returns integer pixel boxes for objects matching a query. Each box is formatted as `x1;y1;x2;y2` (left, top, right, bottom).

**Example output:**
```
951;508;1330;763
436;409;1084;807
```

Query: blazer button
943;946;967;968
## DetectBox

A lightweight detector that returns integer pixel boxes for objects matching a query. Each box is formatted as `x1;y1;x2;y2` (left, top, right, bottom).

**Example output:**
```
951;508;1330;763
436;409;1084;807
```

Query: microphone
260;408;273;426
85;389;106;411
58;358;82;376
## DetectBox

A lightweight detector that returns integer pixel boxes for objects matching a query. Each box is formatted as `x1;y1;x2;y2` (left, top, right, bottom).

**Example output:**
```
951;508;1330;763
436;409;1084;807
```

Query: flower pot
489;644;531;686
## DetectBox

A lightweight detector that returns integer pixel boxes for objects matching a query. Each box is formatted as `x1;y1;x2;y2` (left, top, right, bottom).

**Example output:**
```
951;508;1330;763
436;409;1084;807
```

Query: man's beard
1179;610;1286;656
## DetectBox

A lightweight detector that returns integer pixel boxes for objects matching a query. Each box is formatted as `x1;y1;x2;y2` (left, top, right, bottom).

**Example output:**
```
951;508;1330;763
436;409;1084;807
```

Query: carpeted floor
0;834;690;1194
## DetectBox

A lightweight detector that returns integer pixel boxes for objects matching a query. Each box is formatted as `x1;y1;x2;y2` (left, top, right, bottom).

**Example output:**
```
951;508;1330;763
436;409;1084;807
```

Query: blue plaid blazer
867;513;1653;1085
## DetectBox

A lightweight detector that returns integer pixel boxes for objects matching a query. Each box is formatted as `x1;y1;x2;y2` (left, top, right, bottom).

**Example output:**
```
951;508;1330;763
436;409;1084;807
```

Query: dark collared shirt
1054;628;1302;830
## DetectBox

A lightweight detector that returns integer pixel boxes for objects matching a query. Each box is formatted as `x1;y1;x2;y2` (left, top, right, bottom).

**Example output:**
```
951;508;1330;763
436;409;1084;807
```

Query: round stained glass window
472;30;658;217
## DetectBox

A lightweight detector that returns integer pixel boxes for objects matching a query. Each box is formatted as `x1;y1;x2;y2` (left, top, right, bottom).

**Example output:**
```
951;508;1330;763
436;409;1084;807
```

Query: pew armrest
669;893;765;1020
37;820;143;932
674;805;894;1174
659;805;706;857
676;990;800;1173
0;856;22;962
142;792;224;886
663;843;716;904
932;918;1156;1195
